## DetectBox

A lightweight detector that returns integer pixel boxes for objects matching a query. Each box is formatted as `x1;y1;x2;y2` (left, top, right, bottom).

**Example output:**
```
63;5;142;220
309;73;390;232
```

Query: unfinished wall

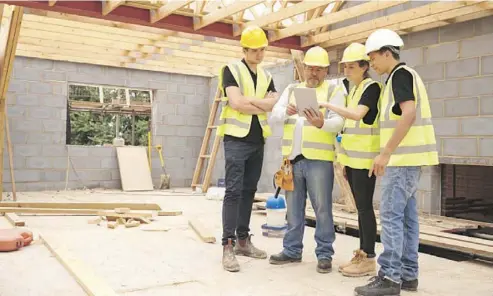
2;56;210;192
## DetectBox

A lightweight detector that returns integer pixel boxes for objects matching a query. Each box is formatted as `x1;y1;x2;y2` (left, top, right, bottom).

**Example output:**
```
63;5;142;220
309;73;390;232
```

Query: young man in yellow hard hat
268;46;345;273
353;29;439;296
319;42;382;277
216;25;279;272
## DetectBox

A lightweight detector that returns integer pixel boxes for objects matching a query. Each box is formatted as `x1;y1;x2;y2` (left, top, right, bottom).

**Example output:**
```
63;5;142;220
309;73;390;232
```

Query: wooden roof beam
150;0;194;23
193;0;263;30
233;0;336;36
102;0;125;16
269;0;408;42
48;0;56;6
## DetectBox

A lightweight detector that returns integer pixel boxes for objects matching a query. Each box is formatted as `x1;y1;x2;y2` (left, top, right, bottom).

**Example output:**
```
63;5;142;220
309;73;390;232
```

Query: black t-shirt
222;59;276;144
386;62;415;116
343;78;381;125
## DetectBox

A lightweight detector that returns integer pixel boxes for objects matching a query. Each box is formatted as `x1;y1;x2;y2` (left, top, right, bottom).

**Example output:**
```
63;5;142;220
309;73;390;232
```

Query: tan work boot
338;249;362;272
341;250;376;277
223;239;240;272
234;235;267;259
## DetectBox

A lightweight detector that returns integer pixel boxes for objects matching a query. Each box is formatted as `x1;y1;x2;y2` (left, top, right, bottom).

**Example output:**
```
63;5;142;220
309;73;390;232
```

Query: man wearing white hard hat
268;46;345;273
354;29;439;296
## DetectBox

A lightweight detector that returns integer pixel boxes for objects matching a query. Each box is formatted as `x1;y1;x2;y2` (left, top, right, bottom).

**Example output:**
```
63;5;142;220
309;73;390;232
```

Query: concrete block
414;63;444;82
155;127;175;136
44;71;67;82
26;157;52;169
425;42;459;64
13;145;40;157
152;72;170;82
77;63;104;75
431;118;459;136
2;157;26;169
479;138;493;157
88;147;115;157
29;81;53;94
400;48;423;67
481;55;493;75
106;67;129;79
14;170;43;182
7;80;28;93
459;76;493;97
169;74;187;83
480;96;493;115
186;94;206;105
443;138;477;157
460;33;493;58
439;20;475;43
187;115;206;126
429;100;444;118
7;132;27;145
357;9;385;23
178;84;195;95
39;94;67;108
166;83;178;93
474;16;493;36
407;28;439;49
446;58;479;78
164;114;187;126
27;132;54;144
186;75;207;85
195;85;210;96
176;104;203;116
28;106;57;119
6;105;26;118
51;157;68;169
42;170;65;182
101;180;121;189
52;82;67;95
11;119;43;132
15;94;39;106
428;80;459;99
149;80;168;90
52;132;66;144
165;94;185;104
67;146;89;156
42;145;67;157
461;117;493;136
101;158;118;169
54;61;77;72
27;58;54;70
444;97;479;117
70;156;102;169
174;126;205;137
125;78;149;88
111;169;120;180
43;120;65;132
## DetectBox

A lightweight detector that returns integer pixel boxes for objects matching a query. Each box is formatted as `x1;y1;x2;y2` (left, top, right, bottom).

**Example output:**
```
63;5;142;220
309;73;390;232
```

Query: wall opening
441;164;493;224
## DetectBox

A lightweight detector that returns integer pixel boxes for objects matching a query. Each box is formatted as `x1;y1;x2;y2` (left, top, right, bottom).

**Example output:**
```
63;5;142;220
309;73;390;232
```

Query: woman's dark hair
358;60;370;79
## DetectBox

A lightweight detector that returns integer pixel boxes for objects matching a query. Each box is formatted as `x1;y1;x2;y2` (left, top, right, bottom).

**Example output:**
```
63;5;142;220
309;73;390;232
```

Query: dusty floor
0;188;492;296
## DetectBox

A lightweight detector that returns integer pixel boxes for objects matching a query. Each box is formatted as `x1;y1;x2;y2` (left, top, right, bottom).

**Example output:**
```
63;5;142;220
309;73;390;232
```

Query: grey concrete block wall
3;56;210;191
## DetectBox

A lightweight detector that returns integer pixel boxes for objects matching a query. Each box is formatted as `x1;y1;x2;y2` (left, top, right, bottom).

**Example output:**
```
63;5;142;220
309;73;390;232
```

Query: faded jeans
282;158;336;260
377;166;422;283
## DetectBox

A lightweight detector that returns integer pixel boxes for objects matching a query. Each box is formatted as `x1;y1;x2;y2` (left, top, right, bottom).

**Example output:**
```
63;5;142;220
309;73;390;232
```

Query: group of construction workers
217;25;438;296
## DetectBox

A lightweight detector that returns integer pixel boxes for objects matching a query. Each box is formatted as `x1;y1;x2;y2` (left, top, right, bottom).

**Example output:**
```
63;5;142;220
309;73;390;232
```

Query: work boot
234;235;267;259
316;258;332;273
269;252;302;265
338;249;362;272
341;250;376;277
222;239;240;272
354;275;401;296
401;279;418;292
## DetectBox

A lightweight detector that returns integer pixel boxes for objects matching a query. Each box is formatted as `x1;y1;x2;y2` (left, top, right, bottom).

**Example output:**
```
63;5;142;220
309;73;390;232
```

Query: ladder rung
192;183;201;187
214;99;221;102
200;155;211;158
208;125;217;129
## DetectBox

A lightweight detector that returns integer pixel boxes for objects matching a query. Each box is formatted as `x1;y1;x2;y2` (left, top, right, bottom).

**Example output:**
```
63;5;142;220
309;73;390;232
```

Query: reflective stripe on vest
281;81;337;162
380;65;439;167
337;78;381;170
216;61;272;138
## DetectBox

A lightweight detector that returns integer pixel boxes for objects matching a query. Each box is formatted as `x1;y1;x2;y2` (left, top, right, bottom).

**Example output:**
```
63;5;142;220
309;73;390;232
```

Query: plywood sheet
116;147;154;191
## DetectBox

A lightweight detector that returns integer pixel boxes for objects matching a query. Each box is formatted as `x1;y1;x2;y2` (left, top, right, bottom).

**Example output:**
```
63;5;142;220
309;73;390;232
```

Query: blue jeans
377;166;422;283
282;158;336;260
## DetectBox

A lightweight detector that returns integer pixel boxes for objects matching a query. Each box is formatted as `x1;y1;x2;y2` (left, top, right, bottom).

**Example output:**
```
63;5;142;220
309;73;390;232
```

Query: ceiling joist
150;0;194;24
194;0;263;30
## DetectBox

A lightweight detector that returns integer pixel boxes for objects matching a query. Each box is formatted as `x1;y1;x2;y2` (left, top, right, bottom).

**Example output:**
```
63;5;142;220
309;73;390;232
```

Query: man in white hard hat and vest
217;25;279;272
268;46;345;274
354;29;439;296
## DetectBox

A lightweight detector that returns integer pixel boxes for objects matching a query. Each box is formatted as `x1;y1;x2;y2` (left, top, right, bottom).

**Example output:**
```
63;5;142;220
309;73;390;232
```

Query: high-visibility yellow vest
338;78;382;170
380;65;439;167
282;81;338;162
216;61;272;138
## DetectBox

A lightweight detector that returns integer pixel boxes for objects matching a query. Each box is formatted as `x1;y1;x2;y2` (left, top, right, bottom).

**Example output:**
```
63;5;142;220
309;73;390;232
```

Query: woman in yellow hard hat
319;42;382;278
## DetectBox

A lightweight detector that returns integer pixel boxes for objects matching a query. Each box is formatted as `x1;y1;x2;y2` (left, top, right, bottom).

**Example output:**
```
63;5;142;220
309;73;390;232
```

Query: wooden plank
150;0;194;23
0;207;153;216
4;212;24;226
116;147;154;191
97;210;153;219
188;218;216;243
157;210;183;216
0;201;162;211
102;0;125;16
5;106;15;201
40;233;118;296
194;0;264;30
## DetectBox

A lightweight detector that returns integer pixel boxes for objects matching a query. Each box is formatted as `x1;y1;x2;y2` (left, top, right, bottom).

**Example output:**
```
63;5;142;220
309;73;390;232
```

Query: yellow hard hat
240;25;268;49
303;46;330;67
340;43;370;64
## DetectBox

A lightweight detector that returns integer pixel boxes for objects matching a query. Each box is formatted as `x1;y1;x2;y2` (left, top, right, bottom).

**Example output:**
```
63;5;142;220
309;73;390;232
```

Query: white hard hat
365;29;404;55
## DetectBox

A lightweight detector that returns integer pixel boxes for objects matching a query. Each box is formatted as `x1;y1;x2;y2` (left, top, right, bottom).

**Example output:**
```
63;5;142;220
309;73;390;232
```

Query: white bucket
266;208;287;228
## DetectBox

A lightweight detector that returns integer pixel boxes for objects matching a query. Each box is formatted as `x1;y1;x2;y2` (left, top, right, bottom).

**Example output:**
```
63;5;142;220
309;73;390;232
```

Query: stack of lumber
254;194;493;260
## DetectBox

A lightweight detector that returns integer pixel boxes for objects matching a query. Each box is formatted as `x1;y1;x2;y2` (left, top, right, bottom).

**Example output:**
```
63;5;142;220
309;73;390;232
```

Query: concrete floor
0;189;492;296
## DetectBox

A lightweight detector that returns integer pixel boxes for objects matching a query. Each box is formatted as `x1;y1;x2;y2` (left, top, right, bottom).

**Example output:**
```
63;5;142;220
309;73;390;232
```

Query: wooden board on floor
116;146;154;191
4;212;24;226
0;202;162;211
188;218;216;243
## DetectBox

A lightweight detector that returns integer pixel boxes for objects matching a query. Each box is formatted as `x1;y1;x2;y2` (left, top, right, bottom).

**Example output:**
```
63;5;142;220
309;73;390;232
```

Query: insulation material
116;147;154;191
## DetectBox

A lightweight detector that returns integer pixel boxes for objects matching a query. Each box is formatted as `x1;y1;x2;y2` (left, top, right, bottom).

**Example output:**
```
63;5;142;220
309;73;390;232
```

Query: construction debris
188;218;216;244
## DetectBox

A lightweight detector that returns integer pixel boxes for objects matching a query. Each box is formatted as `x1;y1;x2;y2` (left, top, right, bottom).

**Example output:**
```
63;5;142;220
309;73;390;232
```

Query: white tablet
293;87;319;117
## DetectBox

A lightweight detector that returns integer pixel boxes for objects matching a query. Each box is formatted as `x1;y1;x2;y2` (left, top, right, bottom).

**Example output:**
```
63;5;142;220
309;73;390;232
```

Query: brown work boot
234;235;267;259
223;239;240;272
338;249;362;272
341;250;376;277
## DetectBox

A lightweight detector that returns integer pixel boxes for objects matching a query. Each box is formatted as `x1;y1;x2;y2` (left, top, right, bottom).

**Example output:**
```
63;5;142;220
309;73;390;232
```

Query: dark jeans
345;167;377;257
222;140;264;246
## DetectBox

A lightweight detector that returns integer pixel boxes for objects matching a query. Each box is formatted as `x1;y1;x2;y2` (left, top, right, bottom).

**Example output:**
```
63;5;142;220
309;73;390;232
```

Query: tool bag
274;158;294;191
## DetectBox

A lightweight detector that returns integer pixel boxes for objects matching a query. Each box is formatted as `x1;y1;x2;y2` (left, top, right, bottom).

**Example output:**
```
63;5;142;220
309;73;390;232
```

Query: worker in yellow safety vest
268;46;345;274
319;42;382;278
354;29;439;296
216;25;279;273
